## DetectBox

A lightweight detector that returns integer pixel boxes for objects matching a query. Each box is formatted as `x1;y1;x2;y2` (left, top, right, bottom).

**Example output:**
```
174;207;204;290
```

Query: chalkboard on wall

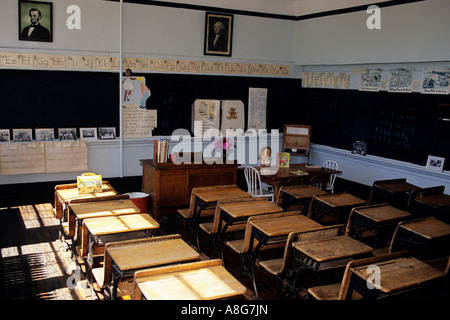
299;87;450;170
0;69;300;140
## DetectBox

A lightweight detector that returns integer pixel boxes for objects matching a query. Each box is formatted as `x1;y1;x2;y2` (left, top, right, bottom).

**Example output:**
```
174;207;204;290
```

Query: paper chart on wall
359;69;382;91
247;87;267;131
193;99;221;137
421;67;450;95
122;105;157;138
388;68;414;93
220;100;245;135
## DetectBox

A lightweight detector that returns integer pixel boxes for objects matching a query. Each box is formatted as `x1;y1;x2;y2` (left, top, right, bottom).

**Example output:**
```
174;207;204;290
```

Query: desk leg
110;264;123;301
281;193;296;212
247;228;267;299
193;197;206;252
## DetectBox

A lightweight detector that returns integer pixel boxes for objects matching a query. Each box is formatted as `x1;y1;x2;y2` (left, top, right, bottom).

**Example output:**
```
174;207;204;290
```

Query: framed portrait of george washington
19;0;53;42
204;12;233;57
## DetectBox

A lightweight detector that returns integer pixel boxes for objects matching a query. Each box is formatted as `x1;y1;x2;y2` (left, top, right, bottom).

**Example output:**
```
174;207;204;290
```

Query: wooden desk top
415;194;450;208
219;199;283;219
316;193;366;208
56;183;117;203
193;187;251;203
250;214;322;237
84;213;159;236
282;185;328;199
108;237;199;271
375;180;420;194
351;256;445;293
293;235;373;263
354;205;411;222
135;259;246;300
400;217;450;240
70;199;141;220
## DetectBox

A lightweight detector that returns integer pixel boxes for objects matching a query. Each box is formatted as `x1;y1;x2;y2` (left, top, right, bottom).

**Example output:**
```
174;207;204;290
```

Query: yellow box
77;173;102;194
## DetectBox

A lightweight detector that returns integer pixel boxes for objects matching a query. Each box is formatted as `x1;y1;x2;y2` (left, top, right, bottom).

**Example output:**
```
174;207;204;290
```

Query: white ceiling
155;0;393;16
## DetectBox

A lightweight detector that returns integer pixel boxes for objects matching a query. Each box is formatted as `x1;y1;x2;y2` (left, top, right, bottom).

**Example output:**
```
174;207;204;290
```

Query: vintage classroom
0;0;449;303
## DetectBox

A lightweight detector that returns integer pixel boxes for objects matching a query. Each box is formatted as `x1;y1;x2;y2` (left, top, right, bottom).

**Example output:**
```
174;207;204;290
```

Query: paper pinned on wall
123;104;157;138
220;100;245;135
193;99;221;137
247;87;267;132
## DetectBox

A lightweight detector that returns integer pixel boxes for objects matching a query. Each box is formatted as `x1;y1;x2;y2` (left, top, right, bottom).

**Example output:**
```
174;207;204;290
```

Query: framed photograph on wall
58;128;77;141
35;128;54;141
13;128;33;142
204;12;233;57
0;129;11;143
98;127;116;140
425;155;445;172
19;0;53;42
80;127;98;141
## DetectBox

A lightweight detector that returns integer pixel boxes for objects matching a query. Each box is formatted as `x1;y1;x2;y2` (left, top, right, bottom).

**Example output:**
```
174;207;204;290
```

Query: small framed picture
58;128;77;141
0;129;10;143
98;127;116;140
80;127;98;141
13;128;33;142
19;0;53;42
425;155;445;172
35;128;54;141
204;12;233;57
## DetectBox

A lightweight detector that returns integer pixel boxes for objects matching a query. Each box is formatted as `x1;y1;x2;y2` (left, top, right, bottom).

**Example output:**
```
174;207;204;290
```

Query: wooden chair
198;197;266;256
177;185;219;243
257;225;346;299
308;251;409;300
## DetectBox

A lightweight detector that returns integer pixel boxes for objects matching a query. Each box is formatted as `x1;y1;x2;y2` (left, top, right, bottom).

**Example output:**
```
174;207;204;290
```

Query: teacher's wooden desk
258;163;341;198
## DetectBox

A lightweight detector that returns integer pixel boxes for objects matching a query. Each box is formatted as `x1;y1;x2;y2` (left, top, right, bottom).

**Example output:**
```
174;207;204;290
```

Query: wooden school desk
68;198;140;244
368;178;421;210
81;213;160;265
216;199;283;257
258;163;341;197
280;184;328;211
133;259;247;300
247;214;322;297
54;181;117;220
191;185;251;250
390;216;450;260
412;193;450;222
308;192;366;225
347;255;446;299
292;233;373;289
95;235;200;300
346;204;411;247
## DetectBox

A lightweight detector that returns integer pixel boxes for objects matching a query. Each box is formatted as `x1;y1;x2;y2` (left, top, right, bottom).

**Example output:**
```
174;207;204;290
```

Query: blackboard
0;69;300;139
299;88;450;170
1;69;448;171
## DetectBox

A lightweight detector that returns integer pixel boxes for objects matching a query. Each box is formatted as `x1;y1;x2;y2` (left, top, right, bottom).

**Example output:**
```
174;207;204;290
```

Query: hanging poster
421;68;450;95
388;68;414;93
220;100;245;135
247;88;267;132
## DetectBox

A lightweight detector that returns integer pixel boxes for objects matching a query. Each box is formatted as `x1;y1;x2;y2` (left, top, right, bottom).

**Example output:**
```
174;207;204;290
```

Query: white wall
0;0;295;65
293;0;450;65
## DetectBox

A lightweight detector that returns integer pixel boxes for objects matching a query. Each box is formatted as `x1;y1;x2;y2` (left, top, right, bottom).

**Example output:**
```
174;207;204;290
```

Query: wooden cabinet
140;159;238;222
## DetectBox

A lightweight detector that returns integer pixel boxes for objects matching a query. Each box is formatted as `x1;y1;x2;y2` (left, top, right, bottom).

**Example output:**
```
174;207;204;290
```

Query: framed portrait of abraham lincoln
204;12;233;57
19;0;53;42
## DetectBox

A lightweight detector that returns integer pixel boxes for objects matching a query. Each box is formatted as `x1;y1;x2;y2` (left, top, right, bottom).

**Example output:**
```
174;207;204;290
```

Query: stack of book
153;139;169;163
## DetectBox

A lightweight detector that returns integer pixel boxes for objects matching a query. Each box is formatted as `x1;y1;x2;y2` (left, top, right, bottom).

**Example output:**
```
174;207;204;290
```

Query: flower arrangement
214;137;233;161
214;137;233;151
